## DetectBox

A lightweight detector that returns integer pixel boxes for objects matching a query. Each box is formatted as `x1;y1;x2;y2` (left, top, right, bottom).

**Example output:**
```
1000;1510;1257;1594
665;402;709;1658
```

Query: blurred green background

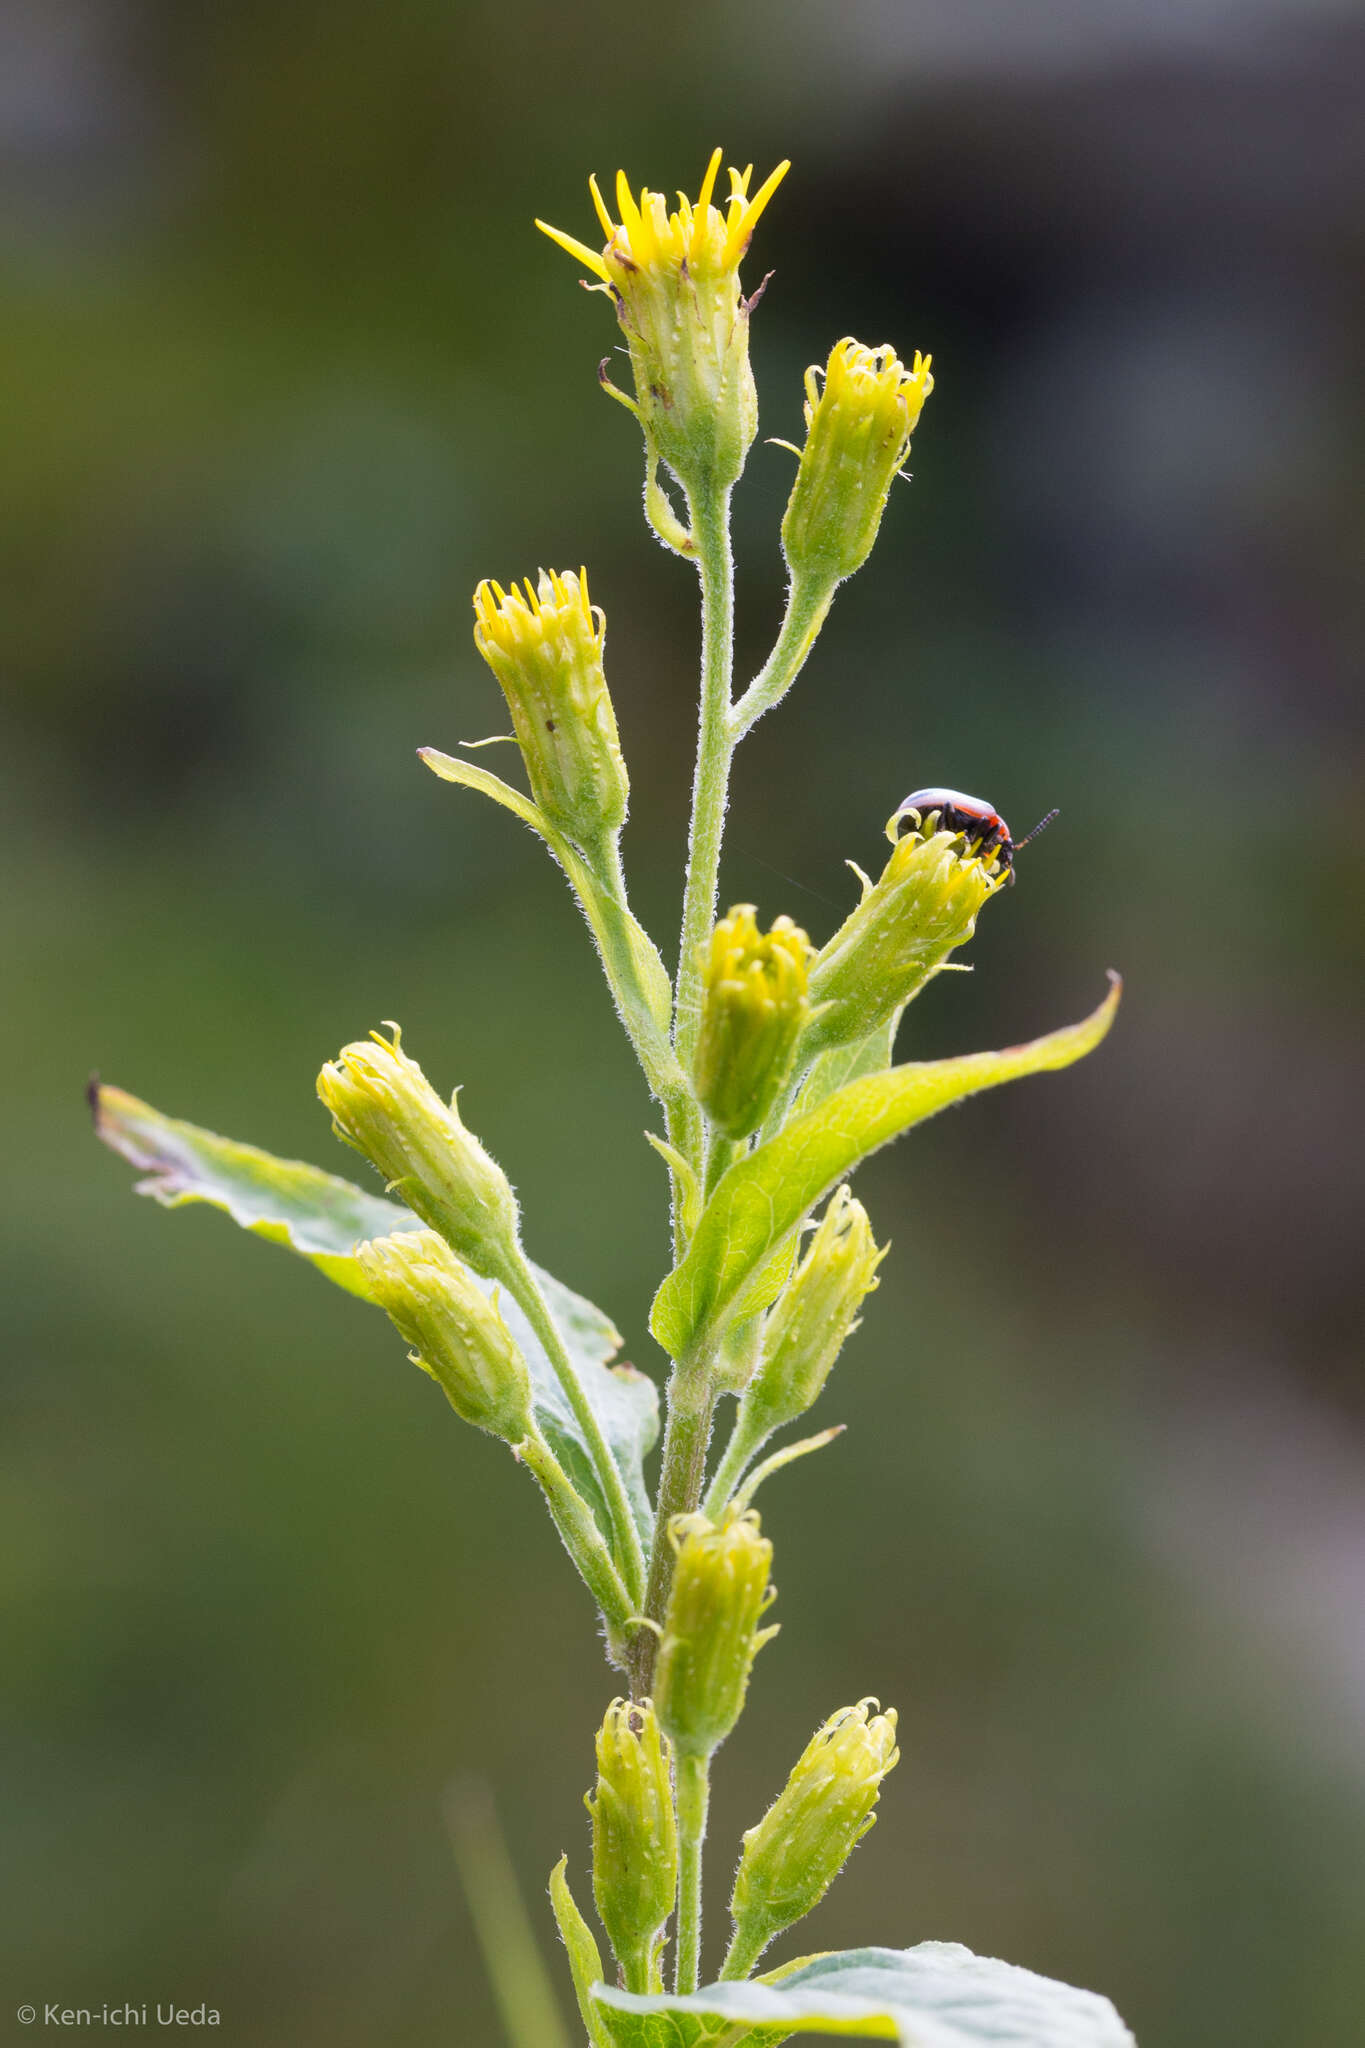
3;2;1363;2043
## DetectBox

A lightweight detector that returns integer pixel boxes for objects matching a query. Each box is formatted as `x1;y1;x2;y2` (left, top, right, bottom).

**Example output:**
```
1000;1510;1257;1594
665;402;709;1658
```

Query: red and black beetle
892;787;1058;880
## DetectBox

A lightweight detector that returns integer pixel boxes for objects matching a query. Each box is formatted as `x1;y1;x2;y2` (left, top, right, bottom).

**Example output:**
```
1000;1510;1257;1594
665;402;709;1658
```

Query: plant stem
571;833;687;1113
518;1432;635;1634
702;1129;741;1201
718;1920;769;1984
729;570;835;740
628;1362;717;1698
701;1406;770;1521
628;480;735;1692
674;1751;711;1995
670;484;736;1187
504;1250;648;1609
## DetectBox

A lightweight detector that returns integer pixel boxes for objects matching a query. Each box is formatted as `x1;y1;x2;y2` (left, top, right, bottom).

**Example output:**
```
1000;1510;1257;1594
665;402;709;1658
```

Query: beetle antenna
1013;807;1059;852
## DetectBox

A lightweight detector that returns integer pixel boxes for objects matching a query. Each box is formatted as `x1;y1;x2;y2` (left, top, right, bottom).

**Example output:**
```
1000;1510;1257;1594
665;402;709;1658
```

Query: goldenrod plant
93;150;1133;2046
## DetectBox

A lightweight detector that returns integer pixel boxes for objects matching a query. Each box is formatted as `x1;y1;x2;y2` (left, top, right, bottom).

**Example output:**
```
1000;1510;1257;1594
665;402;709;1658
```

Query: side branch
729;570;836;741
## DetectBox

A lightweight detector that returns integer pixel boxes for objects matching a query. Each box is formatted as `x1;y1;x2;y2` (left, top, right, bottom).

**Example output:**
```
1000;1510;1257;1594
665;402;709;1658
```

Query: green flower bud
729;1699;899;1967
807;809;1006;1054
694;905;813;1139
747;1186;885;1430
355;1228;534;1444
537;152;788;496
473;568;628;851
781;338;933;587
586;1697;678;1989
318;1027;520;1280
655;1509;776;1759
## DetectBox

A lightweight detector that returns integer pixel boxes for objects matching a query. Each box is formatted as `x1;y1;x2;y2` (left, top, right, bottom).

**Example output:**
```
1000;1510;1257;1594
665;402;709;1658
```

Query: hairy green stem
674;1751;711;1996
670;484;736;1190
702;1129;742;1201
504;1249;648;1608
719;1918;769;1984
519;1433;636;1635
729;570;835;741
630;480;734;1689
628;1363;718;1698
565;832;686;1113
701;1405;771;1521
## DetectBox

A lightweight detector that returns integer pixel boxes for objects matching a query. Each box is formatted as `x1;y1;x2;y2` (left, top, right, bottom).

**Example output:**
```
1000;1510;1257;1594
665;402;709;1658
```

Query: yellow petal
534;218;610;282
723;158;790;266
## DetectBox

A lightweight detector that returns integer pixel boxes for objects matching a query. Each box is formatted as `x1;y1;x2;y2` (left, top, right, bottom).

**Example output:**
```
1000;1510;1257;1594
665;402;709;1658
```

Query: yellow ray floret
473;567;604;660
536;149;790;285
805;340;935;433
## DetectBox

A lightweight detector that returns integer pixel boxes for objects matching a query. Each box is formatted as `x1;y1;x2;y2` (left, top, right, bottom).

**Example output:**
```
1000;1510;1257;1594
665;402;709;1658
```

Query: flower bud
655;1509;776;1759
746;1186;884;1430
355;1229;534;1443
537;152;789;496
473;569;628;851
586;1697;678;1986
781;339;933;587
694;905;813;1139
730;1699;899;1962
807;810;1006;1055
318;1027;520;1280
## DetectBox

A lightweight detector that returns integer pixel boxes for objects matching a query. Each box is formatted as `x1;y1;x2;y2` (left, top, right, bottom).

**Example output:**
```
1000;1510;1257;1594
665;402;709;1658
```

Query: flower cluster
93;141;1125;2044
538;152;789;496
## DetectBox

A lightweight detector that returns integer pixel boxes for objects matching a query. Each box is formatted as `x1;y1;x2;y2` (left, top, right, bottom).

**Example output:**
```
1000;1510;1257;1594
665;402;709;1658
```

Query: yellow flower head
355;1228;534;1444
535;151;791;496
318;1025;521;1278
536;149;789;291
694;905;813;1139
730;1697;900;1961
806;338;934;444
655;1507;778;1758
473;566;603;670
805;813;1006;1056
586;1697;678;1987
748;1184;886;1428
472;567;627;849
782;338;935;586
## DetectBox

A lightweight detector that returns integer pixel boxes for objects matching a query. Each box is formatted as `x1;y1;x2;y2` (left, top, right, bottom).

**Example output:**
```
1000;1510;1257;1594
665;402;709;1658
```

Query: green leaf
548;1858;613;2048
595;2005;753;2048
594;1942;1136;2047
795;1011;900;1117
93;1085;658;1547
726;1237;799;1326
531;1273;658;1553
421;745;677;1090
419;745;553;838
564;846;676;1049
651;979;1120;1360
92;1082;412;1298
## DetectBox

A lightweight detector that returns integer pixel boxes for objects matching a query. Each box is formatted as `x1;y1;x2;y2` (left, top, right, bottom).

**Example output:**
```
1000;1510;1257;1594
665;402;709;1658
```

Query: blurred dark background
3;2;1363;2043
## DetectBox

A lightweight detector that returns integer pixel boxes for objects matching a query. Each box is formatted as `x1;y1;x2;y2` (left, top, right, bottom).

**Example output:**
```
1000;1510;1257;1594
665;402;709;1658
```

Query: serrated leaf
651;980;1120;1360
594;1941;1136;2047
93;1084;657;1547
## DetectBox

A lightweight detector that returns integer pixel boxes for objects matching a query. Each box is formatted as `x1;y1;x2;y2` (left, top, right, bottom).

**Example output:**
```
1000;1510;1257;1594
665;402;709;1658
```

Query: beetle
892;787;1058;880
